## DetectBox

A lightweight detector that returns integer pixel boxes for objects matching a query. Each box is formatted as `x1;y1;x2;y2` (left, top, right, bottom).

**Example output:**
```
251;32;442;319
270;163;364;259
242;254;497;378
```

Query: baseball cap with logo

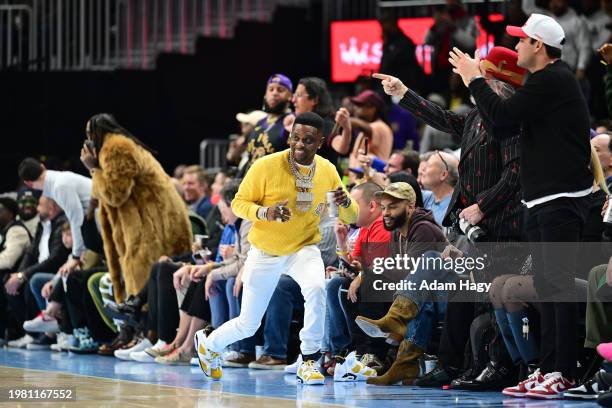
267;73;293;92
374;182;416;205
506;13;565;49
481;46;527;88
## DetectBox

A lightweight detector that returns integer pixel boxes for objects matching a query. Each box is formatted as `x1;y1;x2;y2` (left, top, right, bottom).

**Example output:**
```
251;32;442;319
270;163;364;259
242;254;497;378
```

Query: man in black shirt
449;13;592;399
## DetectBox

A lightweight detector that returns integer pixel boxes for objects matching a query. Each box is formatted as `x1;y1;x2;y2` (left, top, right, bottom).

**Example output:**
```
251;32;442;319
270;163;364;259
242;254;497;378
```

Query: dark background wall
0;5;323;191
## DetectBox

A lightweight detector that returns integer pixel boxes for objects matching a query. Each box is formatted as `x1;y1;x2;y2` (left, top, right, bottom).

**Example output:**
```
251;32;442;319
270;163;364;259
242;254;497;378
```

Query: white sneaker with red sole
502;368;545;398
526;372;575;400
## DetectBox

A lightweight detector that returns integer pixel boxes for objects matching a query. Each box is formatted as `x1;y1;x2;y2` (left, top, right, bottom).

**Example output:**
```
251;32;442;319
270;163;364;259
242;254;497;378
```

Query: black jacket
399;89;522;239
469;60;592;202
18;214;70;280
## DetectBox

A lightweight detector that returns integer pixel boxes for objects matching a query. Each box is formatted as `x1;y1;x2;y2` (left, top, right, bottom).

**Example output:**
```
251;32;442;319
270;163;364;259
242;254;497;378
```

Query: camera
451;209;487;243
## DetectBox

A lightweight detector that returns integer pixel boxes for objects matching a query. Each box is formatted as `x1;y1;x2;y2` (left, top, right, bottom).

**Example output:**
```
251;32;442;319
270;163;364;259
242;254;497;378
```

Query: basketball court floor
0;349;599;407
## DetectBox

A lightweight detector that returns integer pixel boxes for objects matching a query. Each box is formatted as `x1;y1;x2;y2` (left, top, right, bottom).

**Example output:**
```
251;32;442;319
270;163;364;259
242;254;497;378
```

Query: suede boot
367;340;423;385
355;296;416;345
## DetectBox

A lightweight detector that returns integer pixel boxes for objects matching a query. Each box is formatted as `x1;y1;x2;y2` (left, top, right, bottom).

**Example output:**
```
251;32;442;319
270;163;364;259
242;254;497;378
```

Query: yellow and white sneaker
333;351;377;382
194;329;222;381
297;360;325;385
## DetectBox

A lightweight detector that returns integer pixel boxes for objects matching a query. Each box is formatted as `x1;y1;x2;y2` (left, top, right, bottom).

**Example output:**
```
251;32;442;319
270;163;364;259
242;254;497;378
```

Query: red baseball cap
482;46;527;88
351;90;385;110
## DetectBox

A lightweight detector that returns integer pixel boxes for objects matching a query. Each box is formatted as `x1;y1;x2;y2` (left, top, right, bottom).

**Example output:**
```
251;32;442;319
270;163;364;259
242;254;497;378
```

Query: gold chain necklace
288;151;316;212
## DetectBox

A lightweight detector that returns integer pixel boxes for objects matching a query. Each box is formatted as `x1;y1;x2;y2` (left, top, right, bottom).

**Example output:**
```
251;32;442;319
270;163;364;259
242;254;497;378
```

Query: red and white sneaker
502;368;545;398
526;372;575;400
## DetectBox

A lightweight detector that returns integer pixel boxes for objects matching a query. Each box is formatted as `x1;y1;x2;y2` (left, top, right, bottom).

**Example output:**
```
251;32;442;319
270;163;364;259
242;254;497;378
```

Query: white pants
206;245;326;356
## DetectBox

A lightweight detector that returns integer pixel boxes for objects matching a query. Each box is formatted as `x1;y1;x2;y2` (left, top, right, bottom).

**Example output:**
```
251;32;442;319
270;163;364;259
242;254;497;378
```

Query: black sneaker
26;334;56;350
566;370;612;400
414;365;460;387
451;362;516;391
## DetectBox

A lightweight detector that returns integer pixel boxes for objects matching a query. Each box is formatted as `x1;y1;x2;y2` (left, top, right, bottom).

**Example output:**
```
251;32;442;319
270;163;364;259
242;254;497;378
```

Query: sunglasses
436;150;449;172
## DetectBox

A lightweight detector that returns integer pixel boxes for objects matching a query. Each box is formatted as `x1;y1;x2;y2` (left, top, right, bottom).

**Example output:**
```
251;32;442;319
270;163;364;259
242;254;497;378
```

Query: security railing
0;0;301;71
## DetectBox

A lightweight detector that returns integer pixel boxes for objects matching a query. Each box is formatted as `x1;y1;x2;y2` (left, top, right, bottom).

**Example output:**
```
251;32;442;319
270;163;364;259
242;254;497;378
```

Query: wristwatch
17;272;25;283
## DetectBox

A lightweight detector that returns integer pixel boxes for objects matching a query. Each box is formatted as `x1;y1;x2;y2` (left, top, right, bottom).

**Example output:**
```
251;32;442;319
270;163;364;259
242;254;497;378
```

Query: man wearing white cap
450;13;592;400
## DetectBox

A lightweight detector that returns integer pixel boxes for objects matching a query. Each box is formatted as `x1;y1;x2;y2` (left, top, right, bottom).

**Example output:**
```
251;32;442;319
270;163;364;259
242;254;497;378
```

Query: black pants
526;196;588;378
0;271;38;334
147;261;181;343
65;267;115;341
180;279;211;322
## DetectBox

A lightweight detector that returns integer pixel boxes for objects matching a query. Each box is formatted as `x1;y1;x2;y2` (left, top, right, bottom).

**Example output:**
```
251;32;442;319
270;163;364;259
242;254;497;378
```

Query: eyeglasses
436;150;449;172
294;92;310;99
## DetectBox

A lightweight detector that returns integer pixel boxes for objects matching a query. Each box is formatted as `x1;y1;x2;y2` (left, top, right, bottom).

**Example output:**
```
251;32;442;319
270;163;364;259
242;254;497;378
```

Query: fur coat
92;134;191;302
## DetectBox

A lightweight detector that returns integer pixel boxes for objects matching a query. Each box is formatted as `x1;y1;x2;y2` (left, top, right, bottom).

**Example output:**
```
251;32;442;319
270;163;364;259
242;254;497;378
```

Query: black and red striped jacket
399;89;522;240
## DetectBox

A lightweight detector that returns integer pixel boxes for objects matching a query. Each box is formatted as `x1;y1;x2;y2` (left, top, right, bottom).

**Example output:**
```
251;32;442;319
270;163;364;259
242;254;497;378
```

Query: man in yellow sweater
195;112;358;385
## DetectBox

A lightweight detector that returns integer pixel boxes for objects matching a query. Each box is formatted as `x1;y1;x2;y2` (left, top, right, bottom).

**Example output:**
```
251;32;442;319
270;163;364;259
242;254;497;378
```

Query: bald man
420;151;459;225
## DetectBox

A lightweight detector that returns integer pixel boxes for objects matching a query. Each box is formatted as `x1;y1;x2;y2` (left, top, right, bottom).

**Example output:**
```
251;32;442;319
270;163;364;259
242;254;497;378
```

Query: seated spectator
347;90;394;168
354;182;447;385
592;133;612;189
16;189;40;237
7;197;69;348
11;222;72;349
192;180;256;367
325;182;391;376
0;196;32;341
421;151;459;225
182;165;213;219
384;150;420;176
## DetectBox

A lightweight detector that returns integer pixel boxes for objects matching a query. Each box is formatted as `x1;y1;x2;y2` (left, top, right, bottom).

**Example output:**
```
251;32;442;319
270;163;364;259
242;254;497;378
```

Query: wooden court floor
0;366;340;407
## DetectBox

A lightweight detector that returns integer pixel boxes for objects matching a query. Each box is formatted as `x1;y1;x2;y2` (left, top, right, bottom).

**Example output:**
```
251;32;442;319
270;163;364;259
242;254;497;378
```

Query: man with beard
195;112;358;385
242;74;294;175
354;182;447;385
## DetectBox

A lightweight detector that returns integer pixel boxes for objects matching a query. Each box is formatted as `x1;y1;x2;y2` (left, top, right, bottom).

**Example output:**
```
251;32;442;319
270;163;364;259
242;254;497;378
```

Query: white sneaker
334;351;377;382
222;350;240;362
50;333;73;352
131;340;167;363
8;334;35;348
194;329;222;380
297;360;325;385
284;355;303;374
115;338;152;360
23;312;59;333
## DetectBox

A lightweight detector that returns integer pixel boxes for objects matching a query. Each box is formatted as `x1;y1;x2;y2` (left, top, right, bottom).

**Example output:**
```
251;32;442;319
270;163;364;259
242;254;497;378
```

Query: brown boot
355;296;416;345
367;340;423;386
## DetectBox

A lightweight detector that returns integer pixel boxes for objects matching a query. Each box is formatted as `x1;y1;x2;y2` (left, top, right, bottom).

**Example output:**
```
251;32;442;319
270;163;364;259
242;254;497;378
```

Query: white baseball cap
235;110;267;126
506;13;565;50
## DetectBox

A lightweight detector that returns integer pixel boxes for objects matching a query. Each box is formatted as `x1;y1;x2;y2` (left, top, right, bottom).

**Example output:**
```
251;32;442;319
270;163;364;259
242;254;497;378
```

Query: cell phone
84;139;96;155
339;259;358;277
194;234;209;247
364;136;369;155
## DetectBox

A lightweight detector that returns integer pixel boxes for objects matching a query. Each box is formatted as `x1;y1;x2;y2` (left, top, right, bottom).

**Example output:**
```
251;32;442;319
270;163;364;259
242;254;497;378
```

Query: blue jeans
325;276;352;354
395;251;453;350
225;277;257;354
209;280;229;329
28;273;56;311
263;275;304;359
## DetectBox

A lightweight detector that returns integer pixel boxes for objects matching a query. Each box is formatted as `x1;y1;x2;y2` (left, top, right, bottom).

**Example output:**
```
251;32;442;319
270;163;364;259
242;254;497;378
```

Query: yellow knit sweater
232;149;358;256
